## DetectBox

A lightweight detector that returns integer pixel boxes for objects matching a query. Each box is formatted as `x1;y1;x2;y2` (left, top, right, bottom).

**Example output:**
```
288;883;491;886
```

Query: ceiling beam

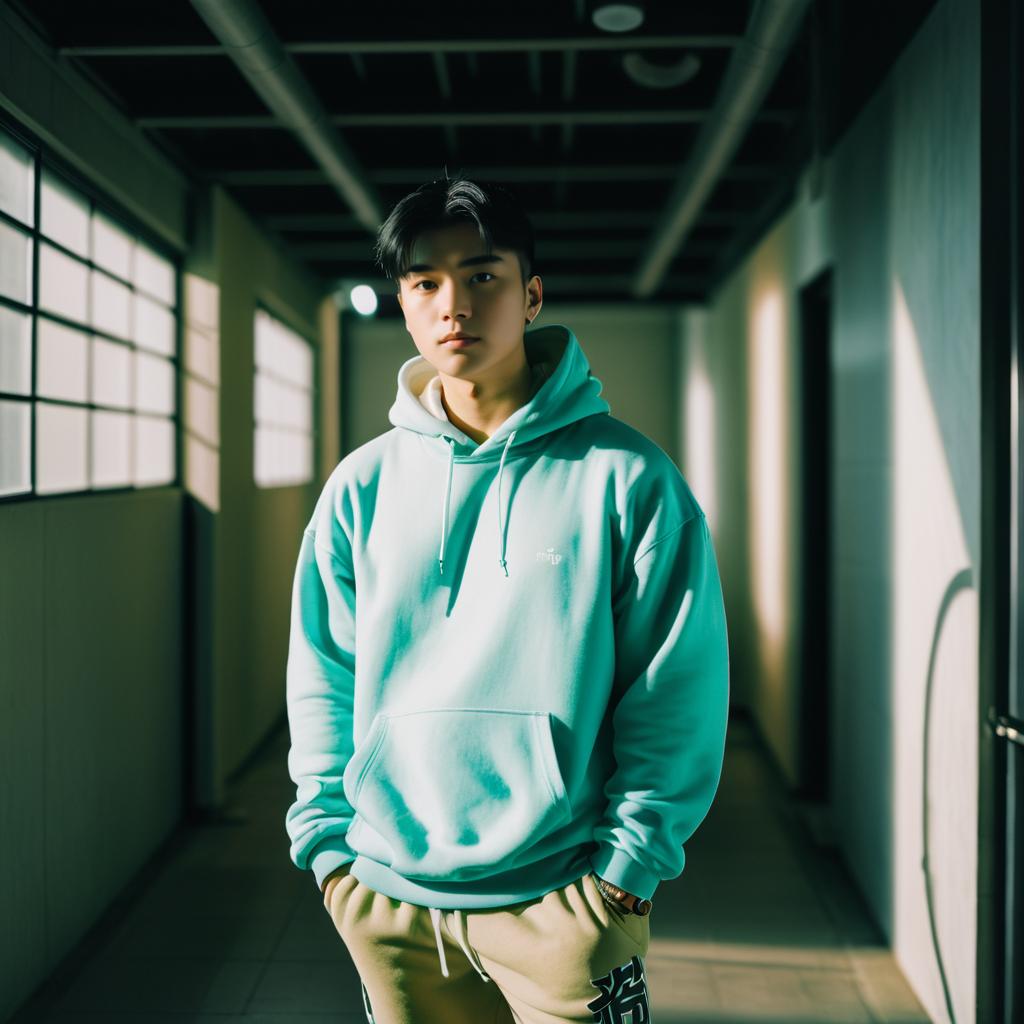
208;164;778;186
292;239;719;260
58;35;743;58
264;210;747;231
137;108;796;129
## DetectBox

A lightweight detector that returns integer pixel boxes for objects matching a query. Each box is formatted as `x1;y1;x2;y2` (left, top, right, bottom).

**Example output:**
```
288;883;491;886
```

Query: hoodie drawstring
428;906;492;982
438;438;456;576
438;430;518;578
496;429;516;576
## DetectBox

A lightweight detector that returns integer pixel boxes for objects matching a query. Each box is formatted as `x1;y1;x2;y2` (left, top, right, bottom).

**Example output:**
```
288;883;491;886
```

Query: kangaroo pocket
342;707;573;882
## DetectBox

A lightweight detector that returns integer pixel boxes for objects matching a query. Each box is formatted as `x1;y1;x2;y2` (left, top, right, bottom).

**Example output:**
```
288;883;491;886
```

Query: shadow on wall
891;278;978;1024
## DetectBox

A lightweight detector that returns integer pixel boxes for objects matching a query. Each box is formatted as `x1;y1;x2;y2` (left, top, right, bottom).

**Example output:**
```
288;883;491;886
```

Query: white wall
691;0;980;1019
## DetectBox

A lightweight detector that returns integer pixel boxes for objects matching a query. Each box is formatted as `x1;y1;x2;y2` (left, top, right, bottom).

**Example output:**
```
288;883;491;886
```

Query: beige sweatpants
323;862;652;1023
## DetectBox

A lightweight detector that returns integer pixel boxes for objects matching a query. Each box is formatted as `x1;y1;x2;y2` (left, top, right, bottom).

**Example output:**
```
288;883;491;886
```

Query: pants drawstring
428;907;450;977
428;906;492;982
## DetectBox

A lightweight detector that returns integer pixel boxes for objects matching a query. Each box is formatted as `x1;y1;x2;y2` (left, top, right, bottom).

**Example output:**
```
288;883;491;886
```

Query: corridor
2;0;1017;1020
11;713;928;1023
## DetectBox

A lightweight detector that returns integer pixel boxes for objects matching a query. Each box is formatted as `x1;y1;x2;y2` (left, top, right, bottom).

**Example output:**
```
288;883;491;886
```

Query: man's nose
440;280;472;319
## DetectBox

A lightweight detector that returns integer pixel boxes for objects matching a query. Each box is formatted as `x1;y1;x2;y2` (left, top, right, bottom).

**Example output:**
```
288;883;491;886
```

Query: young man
284;175;730;1023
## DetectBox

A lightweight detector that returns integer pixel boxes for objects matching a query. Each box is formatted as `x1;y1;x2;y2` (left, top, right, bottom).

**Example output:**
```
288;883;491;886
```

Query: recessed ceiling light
592;3;645;33
622;52;701;89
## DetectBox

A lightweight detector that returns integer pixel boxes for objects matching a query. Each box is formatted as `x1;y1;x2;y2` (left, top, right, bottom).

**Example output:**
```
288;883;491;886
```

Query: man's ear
527;275;543;320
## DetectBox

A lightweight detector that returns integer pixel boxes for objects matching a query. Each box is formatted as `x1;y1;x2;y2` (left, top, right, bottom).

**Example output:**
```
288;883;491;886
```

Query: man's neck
439;360;536;446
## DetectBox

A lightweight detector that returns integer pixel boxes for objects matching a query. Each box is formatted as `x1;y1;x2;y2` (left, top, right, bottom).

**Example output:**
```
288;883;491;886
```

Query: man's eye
413;272;495;291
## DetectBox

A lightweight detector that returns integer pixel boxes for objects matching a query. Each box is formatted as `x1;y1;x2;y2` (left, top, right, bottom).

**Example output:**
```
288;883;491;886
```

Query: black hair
373;173;535;290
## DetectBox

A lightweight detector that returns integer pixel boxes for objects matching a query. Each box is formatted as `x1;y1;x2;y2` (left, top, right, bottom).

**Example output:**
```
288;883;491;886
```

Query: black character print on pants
586;954;651;1023
361;979;376;1023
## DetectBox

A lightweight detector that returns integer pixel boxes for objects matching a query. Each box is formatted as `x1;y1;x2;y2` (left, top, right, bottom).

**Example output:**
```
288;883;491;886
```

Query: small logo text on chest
536;547;564;565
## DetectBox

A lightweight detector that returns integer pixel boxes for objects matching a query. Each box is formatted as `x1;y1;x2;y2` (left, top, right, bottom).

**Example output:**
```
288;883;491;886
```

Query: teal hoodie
284;322;730;923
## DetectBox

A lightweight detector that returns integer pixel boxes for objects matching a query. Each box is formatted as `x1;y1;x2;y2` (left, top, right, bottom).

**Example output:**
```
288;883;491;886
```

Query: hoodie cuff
310;840;356;891
587;843;661;902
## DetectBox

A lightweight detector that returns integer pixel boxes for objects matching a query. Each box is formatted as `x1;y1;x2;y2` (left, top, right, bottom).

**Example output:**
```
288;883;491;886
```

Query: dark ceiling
8;0;937;314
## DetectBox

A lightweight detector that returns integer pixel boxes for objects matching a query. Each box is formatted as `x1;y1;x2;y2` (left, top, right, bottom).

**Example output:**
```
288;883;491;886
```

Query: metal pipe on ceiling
189;0;384;234
631;0;812;299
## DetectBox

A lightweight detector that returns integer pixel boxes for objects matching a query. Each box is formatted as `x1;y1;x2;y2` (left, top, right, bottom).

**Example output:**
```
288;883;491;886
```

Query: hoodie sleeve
284;527;359;891
589;510;730;903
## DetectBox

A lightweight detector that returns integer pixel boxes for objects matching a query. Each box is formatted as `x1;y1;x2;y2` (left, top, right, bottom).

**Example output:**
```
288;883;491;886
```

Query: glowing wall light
683;309;718;531
350;284;378;316
747;285;790;657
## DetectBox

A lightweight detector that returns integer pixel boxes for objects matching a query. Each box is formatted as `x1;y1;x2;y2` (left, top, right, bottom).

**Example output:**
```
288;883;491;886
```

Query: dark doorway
980;0;1023;1021
797;267;834;802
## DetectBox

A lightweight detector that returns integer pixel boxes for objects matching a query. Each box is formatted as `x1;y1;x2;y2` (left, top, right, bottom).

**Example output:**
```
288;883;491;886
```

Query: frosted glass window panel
40;169;89;256
253;423;272;486
0;305;32;395
90;408;131;488
133;414;174;486
39;243;88;321
185;375;218;446
134;291;175;356
185;432;219;512
36;401;88;494
253;308;313;488
254;310;312;389
287;383;311;432
0;131;34;227
133;243;174;305
256;375;310;432
91;211;133;280
185;325;219;385
0;220;33;304
254;371;274;425
36;318;88;402
135;350;175;415
0;399;31;496
253;309;272;370
255;424;311;487
284;330;312;389
91;270;132;340
184;272;218;334
256;312;281;378
91;336;132;409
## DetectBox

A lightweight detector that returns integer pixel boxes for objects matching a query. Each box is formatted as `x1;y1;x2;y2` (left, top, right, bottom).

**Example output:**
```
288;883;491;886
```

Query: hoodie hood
388;322;609;455
386;323;610;578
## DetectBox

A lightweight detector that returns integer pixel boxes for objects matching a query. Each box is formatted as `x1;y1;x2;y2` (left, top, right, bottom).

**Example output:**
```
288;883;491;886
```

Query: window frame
0;111;182;505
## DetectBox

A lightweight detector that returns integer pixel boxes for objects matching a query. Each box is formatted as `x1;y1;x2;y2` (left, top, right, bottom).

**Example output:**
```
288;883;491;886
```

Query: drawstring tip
438;559;444;575
499;558;509;577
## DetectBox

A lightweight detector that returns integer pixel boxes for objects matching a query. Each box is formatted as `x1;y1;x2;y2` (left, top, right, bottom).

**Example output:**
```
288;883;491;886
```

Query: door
980;1;1023;1020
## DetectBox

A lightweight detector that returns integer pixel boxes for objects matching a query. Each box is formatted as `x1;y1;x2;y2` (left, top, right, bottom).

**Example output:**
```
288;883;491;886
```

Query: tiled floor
11;712;931;1023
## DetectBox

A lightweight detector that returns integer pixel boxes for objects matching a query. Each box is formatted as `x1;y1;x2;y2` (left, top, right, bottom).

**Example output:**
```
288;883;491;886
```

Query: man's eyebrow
403;253;505;275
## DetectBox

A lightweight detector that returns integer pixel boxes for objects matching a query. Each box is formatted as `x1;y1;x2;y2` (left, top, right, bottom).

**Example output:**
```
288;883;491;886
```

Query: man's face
396;221;542;383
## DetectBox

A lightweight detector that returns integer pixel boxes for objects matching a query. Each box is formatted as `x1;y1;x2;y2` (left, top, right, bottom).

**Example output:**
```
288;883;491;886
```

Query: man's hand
321;862;354;895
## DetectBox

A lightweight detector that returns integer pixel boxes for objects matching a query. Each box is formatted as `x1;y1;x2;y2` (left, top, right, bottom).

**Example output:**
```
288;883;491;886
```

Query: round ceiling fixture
622;52;701;89
591;3;645;32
